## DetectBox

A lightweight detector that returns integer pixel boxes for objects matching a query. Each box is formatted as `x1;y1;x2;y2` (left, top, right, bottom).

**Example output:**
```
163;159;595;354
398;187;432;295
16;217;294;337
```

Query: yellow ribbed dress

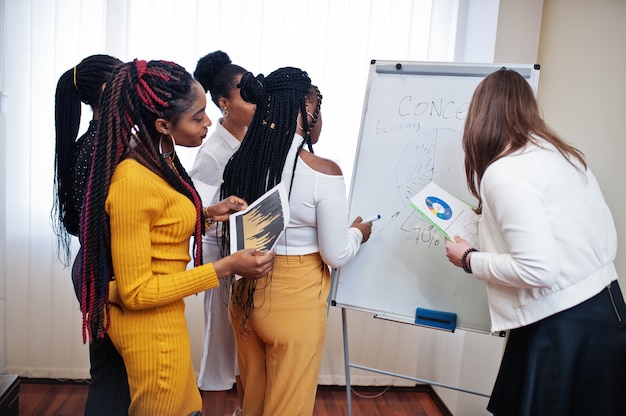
105;159;219;416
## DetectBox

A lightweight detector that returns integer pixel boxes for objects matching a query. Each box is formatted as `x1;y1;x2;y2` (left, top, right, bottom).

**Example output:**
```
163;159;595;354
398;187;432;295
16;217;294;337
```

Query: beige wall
537;0;626;285
494;0;544;64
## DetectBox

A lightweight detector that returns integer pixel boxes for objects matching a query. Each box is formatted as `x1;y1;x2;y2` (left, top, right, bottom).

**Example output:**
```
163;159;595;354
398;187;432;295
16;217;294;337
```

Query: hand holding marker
353;215;378;244
362;214;381;223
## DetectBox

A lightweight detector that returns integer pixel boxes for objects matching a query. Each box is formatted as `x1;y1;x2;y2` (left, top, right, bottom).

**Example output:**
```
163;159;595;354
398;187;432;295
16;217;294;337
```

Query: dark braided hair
194;50;247;107
220;66;322;330
52;54;122;267
79;59;206;343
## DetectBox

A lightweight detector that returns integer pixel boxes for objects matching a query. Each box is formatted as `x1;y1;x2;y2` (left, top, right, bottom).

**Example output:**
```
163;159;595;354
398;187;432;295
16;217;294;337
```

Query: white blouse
275;134;363;268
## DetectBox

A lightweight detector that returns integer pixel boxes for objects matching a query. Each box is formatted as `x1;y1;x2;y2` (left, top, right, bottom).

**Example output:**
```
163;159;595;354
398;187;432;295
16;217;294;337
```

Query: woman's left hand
445;235;473;269
206;196;248;222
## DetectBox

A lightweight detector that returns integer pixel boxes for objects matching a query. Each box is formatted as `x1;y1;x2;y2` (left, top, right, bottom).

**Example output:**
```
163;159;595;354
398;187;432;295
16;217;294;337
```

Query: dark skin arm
204;195;275;279
213;249;275;280
204;195;247;222
350;217;372;244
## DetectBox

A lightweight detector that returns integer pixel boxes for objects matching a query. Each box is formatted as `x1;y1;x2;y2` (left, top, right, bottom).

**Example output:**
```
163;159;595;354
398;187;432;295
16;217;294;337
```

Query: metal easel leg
341;307;352;416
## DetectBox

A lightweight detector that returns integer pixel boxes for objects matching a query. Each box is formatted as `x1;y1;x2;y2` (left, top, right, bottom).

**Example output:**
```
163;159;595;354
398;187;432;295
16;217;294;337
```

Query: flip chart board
330;61;540;334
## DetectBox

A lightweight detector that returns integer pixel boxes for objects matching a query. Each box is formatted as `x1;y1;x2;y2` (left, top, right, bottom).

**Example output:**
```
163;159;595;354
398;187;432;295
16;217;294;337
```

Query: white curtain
1;0;500;388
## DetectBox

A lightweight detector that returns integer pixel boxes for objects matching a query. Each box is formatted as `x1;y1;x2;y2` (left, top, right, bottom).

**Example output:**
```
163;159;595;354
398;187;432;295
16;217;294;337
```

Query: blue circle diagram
425;196;453;220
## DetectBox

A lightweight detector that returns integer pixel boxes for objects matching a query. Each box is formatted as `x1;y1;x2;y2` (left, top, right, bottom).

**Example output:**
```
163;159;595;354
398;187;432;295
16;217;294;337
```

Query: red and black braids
79;60;205;343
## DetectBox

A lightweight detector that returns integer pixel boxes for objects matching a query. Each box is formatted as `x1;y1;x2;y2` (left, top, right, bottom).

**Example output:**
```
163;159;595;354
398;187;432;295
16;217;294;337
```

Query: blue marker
362;214;381;223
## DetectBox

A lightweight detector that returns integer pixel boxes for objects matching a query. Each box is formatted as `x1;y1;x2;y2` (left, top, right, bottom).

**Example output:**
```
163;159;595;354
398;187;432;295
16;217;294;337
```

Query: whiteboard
330;61;540;334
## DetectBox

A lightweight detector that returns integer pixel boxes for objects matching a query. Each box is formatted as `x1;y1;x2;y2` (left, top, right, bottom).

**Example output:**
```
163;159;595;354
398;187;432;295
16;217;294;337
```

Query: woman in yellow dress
78;59;275;416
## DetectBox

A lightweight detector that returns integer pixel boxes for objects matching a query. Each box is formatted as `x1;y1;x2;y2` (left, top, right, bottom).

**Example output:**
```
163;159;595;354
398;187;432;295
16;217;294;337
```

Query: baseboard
19;377;89;385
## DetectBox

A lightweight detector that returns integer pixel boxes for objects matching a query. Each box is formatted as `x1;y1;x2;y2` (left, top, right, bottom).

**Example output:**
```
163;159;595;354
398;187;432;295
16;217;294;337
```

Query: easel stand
340;308;489;416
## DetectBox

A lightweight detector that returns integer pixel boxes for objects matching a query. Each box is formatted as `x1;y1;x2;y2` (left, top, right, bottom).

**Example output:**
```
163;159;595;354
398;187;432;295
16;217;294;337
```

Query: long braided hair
220;66;322;329
79;59;206;343
52;54;122;267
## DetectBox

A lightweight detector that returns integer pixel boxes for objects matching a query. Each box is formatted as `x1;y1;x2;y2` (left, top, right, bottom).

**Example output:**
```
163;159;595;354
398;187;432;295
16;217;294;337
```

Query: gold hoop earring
298;112;317;136
159;133;176;159
223;107;229;118
297;113;305;131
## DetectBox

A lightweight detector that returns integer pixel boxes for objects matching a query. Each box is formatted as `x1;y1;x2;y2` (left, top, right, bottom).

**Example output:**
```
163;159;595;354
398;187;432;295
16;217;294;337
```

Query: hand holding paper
214;248;275;280
209;196;248;222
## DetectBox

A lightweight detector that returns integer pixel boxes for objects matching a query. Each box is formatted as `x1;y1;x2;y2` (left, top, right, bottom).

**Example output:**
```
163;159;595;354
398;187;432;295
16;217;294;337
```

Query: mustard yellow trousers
230;253;330;416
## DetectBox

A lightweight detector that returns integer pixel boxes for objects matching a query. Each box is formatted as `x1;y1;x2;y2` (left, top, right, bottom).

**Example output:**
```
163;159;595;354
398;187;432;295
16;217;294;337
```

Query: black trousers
72;249;130;416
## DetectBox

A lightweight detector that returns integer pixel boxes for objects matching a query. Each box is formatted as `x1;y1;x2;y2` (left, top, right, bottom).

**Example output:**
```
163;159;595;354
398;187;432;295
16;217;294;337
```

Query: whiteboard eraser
415;308;457;332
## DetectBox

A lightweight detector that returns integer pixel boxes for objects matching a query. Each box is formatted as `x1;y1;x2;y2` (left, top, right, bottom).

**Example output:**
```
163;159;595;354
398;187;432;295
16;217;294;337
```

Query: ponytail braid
52;54;122;266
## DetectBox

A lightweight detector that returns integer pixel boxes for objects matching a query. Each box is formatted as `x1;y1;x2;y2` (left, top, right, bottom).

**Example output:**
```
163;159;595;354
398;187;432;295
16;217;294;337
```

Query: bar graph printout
229;182;290;254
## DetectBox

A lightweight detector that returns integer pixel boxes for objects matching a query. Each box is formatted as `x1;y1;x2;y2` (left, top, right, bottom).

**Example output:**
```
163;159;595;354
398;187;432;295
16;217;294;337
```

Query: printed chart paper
229;182;290;254
410;181;479;246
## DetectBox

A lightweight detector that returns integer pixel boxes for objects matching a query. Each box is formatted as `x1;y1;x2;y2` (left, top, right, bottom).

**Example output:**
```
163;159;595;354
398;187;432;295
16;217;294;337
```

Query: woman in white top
189;50;255;416
446;68;626;416
221;67;372;416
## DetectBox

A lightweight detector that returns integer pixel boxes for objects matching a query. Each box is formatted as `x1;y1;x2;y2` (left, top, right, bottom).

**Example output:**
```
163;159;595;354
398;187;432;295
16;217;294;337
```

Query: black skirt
487;281;626;416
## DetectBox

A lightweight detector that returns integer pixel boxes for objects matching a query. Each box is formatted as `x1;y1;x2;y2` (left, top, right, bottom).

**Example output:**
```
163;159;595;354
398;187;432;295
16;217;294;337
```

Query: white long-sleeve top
189;119;240;262
470;137;618;332
274;134;363;268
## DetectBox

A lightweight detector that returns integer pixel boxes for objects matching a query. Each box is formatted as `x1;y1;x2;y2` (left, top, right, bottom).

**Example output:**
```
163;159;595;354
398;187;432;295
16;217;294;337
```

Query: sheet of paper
229;182;290;254
409;181;479;247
